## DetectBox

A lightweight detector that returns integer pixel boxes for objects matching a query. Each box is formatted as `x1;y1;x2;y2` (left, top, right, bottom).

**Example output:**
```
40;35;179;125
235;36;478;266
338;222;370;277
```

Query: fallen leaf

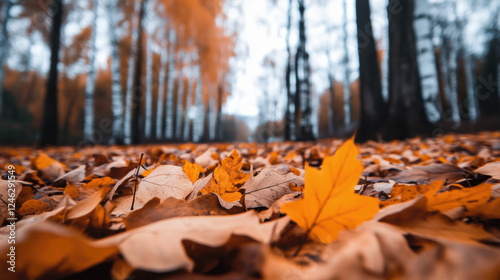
31;153;65;181
242;165;303;209
136;165;194;205
475;161;500;180
281;136;380;243
391;164;467;184
183;161;205;183
0;220;118;280
201;167;241;203
124;193;236;229
18;199;52;216
425;183;492;212
219;150;250;186
96;211;289;273
380;180;443;208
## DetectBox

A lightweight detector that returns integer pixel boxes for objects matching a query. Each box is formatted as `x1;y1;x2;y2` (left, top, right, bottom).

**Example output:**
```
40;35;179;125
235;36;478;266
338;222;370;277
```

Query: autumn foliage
1;132;500;279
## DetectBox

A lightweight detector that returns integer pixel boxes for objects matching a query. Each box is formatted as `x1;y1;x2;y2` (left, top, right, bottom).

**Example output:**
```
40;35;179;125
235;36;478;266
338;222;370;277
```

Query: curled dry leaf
96;211;290;273
242;165;304;209
475;161;500;180
124;193;238;229
391;164;468;185
0;221;118;280
31;153;65;181
194;147;218;169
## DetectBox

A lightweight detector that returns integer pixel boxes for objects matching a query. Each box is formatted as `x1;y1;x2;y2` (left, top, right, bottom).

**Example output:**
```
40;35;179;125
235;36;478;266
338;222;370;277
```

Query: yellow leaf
201;167;241;202
425;183;492;212
182;161;205;184
219;150;250;186
380;181;443;208
466;197;500;219
281;136;379;243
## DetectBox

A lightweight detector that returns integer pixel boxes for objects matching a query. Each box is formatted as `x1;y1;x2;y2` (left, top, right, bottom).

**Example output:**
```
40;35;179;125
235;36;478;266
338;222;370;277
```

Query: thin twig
131;153;144;211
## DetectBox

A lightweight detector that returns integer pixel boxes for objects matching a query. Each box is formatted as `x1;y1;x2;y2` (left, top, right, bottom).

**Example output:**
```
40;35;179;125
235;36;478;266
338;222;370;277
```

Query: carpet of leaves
1;132;500;279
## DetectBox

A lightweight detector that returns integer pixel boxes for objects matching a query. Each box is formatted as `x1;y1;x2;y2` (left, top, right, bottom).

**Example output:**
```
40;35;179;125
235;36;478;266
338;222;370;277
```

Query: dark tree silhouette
284;0;293;141
355;0;386;142
131;0;146;144
39;0;63;146
381;0;431;140
294;0;314;141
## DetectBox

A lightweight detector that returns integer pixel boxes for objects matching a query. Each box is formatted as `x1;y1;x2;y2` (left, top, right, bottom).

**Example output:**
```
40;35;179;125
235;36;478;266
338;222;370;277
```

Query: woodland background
0;0;499;146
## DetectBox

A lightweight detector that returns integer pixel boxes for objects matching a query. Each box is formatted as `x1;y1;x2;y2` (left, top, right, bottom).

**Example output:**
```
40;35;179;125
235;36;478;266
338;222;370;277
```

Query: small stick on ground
131;153;144;211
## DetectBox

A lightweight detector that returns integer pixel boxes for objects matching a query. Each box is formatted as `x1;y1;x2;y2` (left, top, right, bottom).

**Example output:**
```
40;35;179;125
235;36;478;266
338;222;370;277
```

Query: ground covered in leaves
1;132;500;279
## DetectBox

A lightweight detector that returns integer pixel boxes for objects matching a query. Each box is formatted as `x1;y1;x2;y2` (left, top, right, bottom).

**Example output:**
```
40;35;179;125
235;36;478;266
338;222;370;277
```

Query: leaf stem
131;153;144;211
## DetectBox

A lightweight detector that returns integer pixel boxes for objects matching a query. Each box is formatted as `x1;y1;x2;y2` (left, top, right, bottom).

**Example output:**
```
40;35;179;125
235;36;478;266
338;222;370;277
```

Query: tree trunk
355;0;386;142
83;0;98;143
175;51;184;140
183;60;194;141
123;0;140;145
0;0;12;116
342;0;352;128
156;39;167;139
144;26;153;139
382;0;430;140
131;0;146;145
192;68;203;142
216;83;223;141
413;0;442;124
284;0;293;141
39;0;63;146
328;74;335;137
208;86;216;141
107;0;124;145
294;0;314;141
164;30;176;139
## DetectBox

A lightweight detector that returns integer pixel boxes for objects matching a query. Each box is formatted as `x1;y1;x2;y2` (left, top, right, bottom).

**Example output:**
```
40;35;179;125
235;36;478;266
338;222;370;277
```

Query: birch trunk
192;68;203;142
123;0;140;145
0;0;12;116
447;33;461;126
208;86;216;141
83;0;98;142
342;0;351;127
156;40;167;139
175;51;184;140
144;32;153;139
413;0;441;123
107;0;124;144
164;30;176;139
183;76;194;141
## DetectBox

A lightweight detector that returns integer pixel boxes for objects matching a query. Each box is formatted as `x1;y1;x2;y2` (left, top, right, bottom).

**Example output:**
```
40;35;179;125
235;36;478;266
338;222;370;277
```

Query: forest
0;0;498;145
1;0;500;279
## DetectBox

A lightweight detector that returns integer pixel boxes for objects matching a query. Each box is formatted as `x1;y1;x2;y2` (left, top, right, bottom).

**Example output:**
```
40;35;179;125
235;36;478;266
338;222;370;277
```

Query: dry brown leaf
31;153;65;181
96;211;289;273
124;193;236;229
475;161;500;180
0;220;118;280
242;165;303;209
136;165;194;205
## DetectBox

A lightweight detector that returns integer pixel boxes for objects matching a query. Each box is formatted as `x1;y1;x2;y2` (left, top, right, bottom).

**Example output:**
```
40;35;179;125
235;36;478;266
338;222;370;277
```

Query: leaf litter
0;132;500;279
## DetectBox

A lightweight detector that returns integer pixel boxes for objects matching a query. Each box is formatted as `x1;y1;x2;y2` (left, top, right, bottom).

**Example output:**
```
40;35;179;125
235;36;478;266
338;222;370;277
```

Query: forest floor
1;132;500;279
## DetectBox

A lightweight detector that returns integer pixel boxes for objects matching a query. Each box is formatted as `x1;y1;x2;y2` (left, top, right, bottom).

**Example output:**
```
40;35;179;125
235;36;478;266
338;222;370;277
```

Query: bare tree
414;0;442;124
355;0;386;142
39;0;64;146
83;0;98;142
0;0;12;116
107;0;124;144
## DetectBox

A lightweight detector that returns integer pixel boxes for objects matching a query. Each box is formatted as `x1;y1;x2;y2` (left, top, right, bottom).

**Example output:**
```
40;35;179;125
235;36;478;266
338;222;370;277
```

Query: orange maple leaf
281;136;379;244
